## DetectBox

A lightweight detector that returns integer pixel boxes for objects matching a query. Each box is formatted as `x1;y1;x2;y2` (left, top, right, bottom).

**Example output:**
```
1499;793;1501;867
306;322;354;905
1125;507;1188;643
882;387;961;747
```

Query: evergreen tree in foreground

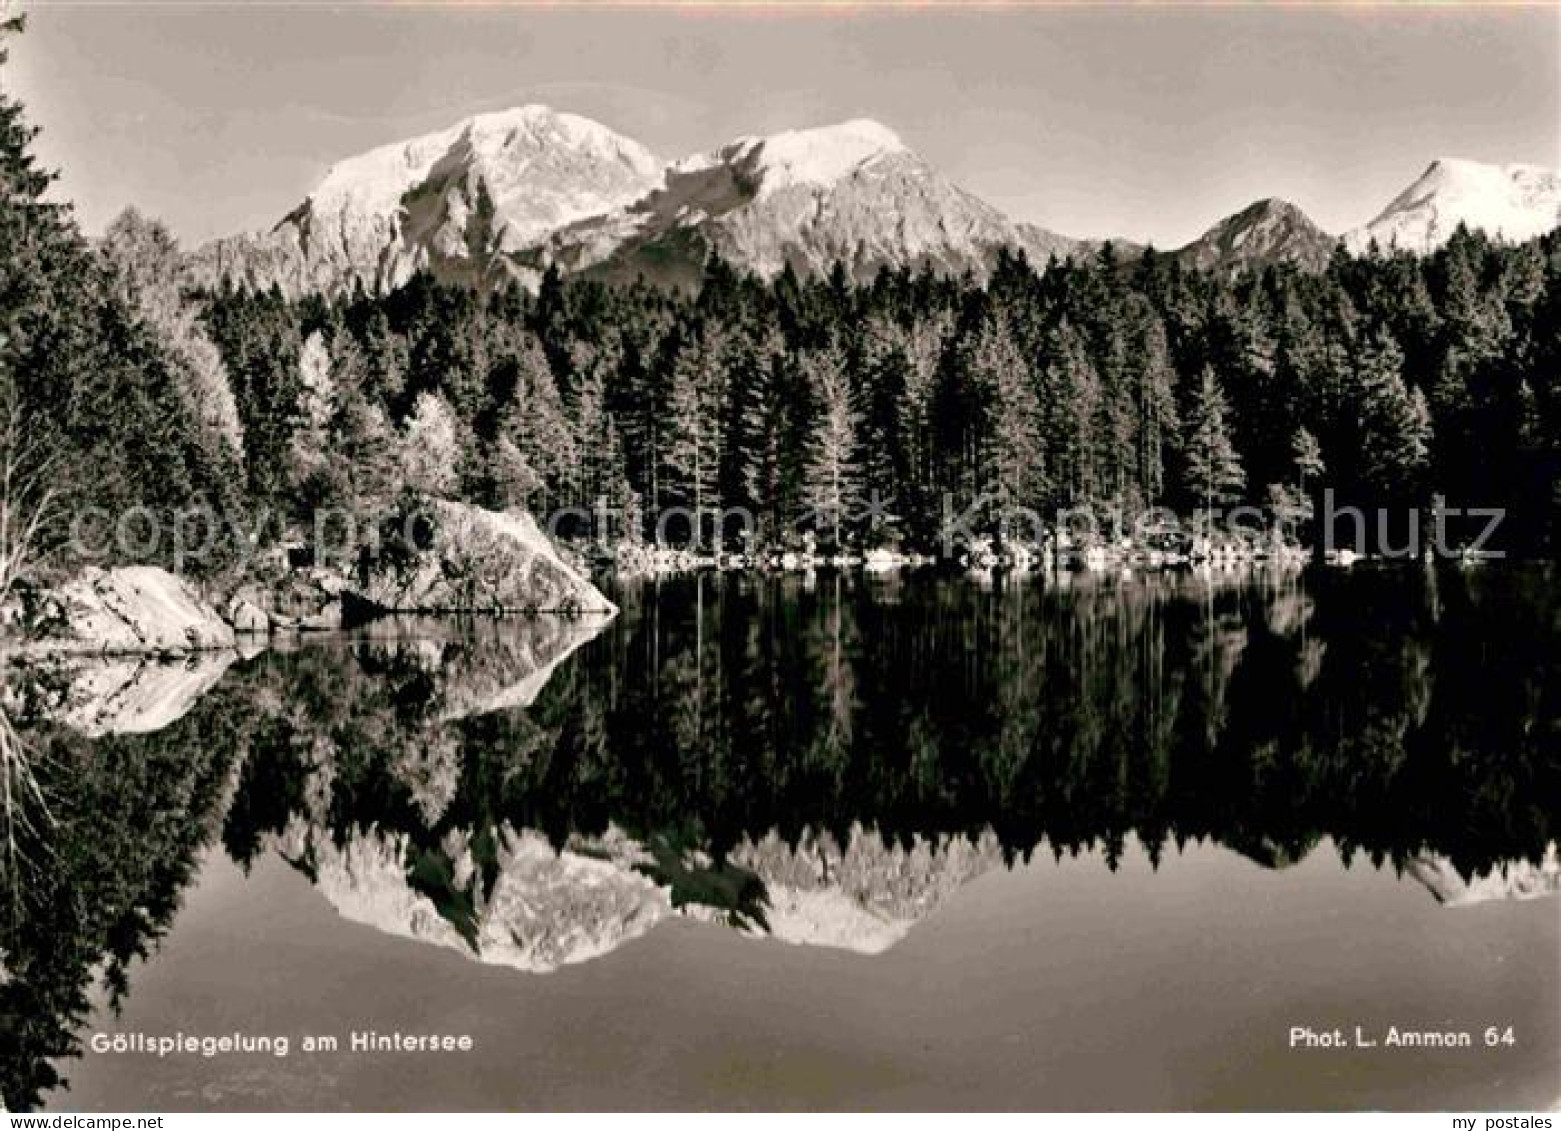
0;12;240;576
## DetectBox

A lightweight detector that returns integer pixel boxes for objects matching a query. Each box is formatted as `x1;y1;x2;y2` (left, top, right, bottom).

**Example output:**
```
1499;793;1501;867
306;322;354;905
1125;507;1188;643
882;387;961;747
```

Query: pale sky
8;2;1560;249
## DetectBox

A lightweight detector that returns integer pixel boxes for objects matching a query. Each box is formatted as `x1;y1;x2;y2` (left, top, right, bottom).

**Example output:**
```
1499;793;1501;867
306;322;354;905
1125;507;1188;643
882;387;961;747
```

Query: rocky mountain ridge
190;105;662;295
190;106;1561;293
526;118;1085;288
1171;197;1338;274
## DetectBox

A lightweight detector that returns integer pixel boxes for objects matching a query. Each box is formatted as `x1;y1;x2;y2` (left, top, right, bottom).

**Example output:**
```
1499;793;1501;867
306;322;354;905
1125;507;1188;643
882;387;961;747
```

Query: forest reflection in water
0;563;1556;1110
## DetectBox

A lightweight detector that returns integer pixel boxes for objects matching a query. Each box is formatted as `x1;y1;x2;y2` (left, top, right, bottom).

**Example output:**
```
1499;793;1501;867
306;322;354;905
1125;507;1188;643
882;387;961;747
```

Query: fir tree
1293;426;1325;491
660;325;726;545
500;338;576;511
289;331;336;494
333;389;398;511
0;13;239;571
100;207;245;460
1355;329;1431;498
1181;367;1246;515
800;345;862;550
399;391;461;498
967;313;1044;523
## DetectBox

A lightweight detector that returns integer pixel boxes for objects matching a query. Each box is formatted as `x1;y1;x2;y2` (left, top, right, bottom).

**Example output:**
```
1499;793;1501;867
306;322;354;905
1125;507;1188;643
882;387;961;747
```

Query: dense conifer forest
192;230;1560;557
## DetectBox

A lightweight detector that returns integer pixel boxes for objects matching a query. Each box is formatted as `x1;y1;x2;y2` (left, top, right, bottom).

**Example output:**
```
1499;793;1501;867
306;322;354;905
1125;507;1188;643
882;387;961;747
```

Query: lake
1;564;1556;1111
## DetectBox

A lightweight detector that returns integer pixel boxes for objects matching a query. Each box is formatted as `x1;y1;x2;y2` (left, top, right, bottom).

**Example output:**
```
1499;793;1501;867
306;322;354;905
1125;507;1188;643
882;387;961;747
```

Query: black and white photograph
0;0;1556;1117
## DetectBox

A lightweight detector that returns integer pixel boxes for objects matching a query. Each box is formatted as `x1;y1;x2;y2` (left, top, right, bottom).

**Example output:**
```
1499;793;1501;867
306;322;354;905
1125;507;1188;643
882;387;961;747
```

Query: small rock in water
226;596;271;635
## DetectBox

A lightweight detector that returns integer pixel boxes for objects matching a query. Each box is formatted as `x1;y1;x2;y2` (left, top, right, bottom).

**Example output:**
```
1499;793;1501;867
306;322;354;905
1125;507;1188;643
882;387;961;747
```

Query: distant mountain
1172;198;1338;275
190;107;1561;295
191;111;1090;295
189;105;662;294
1345;157;1561;254
523;118;1084;289
1167;159;1561;273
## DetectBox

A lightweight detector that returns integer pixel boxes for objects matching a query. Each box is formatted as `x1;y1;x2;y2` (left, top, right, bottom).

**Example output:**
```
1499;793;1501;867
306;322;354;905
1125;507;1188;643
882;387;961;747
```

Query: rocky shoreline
0;500;616;661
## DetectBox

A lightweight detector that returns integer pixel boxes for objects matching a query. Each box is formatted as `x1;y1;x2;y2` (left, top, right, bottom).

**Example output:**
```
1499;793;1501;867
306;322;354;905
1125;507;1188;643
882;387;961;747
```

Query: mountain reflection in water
0;565;1556;1110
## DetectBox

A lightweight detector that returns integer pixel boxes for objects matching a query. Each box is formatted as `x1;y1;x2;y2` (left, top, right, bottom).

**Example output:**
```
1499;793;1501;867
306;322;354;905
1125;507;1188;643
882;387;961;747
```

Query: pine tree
572;363;612;507
0;13;239;571
1208;286;1281;490
202;288;306;506
289;330;336;492
725;326;786;545
399;391;460;498
0;14;69;323
484;435;542;511
1181;367;1245;515
800;345;862;550
1267;426;1326;532
500;337;576;512
570;360;638;540
967;313;1044;521
352;304;407;406
334;389;399;510
1081;290;1137;510
893;310;948;543
100;207;245;460
660;325;726;545
1036;318;1099;509
1128;300;1178;507
1356;329;1431;498
1293;426;1325;491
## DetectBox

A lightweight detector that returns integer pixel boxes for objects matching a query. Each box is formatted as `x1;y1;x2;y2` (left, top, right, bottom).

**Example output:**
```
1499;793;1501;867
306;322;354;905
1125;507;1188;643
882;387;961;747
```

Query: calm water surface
1;565;1556;1111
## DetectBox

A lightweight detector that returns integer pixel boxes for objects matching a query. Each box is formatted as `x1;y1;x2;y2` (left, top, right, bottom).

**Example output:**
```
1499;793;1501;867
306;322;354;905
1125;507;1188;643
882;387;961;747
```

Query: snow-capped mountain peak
191;106;1090;297
709;118;910;191
191;104;663;294
309;105;661;219
307;104;655;224
191;101;1561;298
530;117;1082;288
1346;156;1561;253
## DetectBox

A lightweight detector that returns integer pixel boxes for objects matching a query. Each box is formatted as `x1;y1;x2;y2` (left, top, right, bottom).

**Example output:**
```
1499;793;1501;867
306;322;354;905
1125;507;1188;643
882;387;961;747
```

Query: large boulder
269;571;346;632
18;566;235;655
350;500;616;616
